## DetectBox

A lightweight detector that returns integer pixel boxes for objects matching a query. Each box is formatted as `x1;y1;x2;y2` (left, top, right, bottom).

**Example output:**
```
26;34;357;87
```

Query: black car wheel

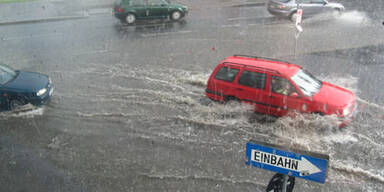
332;8;342;18
170;11;182;21
125;13;136;24
9;99;25;110
290;11;298;22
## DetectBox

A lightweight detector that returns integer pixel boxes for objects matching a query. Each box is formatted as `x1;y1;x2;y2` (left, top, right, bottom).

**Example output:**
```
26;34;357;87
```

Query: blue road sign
246;141;329;184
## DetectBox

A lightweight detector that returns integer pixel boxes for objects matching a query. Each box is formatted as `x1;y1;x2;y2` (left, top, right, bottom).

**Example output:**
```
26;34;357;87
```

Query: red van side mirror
290;92;299;98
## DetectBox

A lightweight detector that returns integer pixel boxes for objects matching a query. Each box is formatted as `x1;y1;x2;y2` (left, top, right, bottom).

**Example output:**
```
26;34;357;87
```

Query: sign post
295;9;303;29
294;8;303;57
266;173;295;192
245;141;329;191
281;175;288;192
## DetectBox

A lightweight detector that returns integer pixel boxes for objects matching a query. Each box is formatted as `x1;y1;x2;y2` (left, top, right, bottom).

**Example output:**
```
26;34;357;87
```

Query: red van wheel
224;96;240;102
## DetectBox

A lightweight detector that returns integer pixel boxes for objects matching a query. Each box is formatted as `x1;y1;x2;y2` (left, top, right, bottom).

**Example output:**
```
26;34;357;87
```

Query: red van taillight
116;7;124;13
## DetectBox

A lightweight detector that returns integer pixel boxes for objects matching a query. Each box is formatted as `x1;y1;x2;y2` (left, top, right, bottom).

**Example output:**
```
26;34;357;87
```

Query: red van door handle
236;88;243;91
269;95;275;98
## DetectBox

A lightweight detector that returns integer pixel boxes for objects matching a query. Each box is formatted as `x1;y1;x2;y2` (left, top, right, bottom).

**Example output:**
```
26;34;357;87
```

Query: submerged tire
171;11;182;21
125;13;136;24
333;8;342;18
9;99;25;110
224;96;240;103
290;11;298;22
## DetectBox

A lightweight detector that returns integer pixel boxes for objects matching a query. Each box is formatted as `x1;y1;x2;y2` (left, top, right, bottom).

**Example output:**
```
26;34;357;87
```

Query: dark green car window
0;65;17;85
148;0;168;6
130;0;145;6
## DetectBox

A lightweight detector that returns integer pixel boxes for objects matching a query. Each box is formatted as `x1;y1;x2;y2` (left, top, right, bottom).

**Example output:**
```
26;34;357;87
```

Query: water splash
187;101;255;127
337;11;372;26
303;10;372;27
0;104;44;120
331;161;384;184
318;74;359;95
181;73;210;87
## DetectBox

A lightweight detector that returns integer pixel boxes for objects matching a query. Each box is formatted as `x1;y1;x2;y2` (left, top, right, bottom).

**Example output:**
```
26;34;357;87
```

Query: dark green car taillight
116;6;124;13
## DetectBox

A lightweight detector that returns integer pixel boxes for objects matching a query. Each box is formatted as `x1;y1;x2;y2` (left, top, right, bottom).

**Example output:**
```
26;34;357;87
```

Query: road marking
2;33;64;41
221;22;292;28
247;23;291;26
72;49;109;57
140;30;193;37
228;16;265;21
221;24;241;28
88;8;113;16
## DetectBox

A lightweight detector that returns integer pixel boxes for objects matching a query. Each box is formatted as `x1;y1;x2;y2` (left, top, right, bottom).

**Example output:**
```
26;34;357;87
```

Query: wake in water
304;10;372;26
331;160;384;184
336;10;372;26
75;65;369;150
0;104;44;120
318;74;360;95
181;72;384;187
54;64;384;187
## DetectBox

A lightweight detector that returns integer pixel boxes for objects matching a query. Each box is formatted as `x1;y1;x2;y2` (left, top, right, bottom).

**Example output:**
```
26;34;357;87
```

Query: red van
206;55;356;127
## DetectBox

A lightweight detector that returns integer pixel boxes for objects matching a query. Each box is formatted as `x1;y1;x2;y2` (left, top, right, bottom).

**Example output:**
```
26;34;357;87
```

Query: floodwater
1;0;384;191
3;66;383;191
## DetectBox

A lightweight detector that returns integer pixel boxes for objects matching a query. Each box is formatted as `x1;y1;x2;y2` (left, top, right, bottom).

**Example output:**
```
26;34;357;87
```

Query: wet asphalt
0;1;384;191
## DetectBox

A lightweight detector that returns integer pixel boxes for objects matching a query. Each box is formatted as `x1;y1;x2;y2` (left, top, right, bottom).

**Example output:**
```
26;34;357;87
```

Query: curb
0;14;88;26
225;2;265;8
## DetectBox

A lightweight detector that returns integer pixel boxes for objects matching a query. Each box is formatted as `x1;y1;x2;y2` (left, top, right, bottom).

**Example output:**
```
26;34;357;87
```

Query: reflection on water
115;19;188;38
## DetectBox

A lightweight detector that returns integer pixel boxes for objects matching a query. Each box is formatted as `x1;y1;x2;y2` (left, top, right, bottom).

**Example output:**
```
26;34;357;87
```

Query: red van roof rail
223;62;281;75
233;54;291;64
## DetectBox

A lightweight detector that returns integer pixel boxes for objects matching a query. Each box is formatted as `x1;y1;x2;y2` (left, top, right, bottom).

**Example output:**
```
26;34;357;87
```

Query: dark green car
114;0;188;24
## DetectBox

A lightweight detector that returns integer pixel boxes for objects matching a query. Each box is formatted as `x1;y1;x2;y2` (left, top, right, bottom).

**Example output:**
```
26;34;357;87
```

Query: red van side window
238;70;266;89
214;66;239;82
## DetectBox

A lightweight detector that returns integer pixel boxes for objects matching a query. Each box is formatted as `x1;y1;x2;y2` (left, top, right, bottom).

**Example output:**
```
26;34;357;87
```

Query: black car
0;64;54;110
267;0;345;21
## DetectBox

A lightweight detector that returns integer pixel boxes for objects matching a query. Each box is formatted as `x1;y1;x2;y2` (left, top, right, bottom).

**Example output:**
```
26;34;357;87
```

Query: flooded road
1;1;384;191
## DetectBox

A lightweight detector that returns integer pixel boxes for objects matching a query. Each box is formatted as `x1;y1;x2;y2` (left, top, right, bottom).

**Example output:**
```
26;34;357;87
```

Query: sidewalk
0;0;266;25
0;0;86;25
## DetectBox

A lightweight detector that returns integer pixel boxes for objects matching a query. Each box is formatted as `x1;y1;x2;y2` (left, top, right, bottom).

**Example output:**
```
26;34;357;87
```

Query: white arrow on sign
251;150;321;176
299;156;321;176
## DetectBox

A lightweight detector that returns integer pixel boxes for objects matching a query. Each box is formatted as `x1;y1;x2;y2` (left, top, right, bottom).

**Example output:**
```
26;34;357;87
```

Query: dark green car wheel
170;11;182;21
9;99;25;110
125;13;136;24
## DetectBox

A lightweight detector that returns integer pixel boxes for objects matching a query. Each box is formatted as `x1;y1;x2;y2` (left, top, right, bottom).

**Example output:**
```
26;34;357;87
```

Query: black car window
310;0;324;3
273;0;291;3
298;0;311;3
238;70;266;89
214;66;239;82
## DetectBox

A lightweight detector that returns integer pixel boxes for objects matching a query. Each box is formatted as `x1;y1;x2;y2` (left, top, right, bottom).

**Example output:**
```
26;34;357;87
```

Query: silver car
267;0;345;21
